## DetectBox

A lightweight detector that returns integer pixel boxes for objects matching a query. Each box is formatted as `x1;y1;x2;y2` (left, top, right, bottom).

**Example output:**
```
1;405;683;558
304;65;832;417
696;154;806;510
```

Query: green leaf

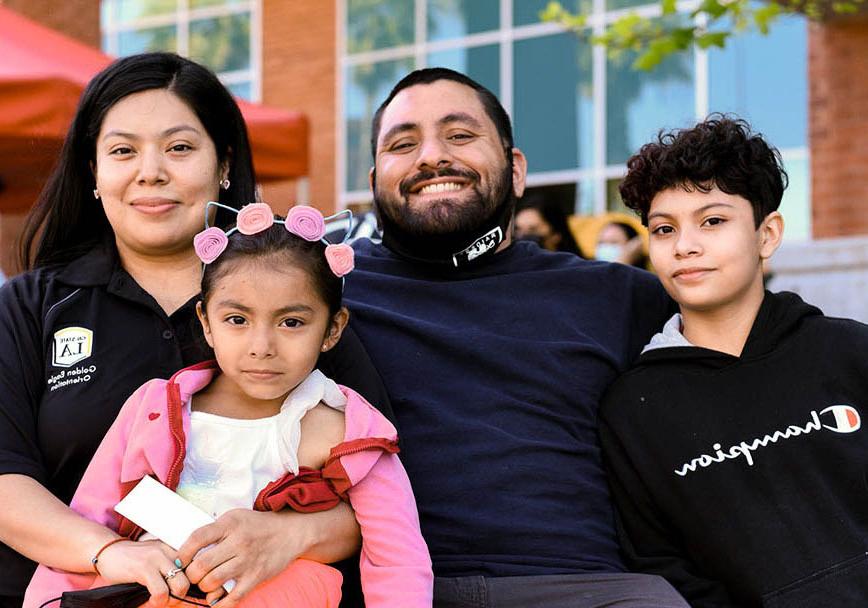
832;1;860;12
697;0;729;19
633;47;664;70
753;3;781;34
695;30;729;48
662;0;678;15
539;1;566;22
670;27;696;49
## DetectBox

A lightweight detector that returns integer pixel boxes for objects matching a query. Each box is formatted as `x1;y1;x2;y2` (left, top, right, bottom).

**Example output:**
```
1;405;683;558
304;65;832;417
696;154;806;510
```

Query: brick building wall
0;0;98;274
0;0;98;47
261;0;337;214
809;17;868;238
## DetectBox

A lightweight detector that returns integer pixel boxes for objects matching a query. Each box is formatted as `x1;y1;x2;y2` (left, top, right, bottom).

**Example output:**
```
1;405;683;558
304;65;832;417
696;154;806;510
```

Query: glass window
514;32;594;172
427;0;499;41
345;58;416;192
347;0;415;54
114;0;176;24
118;25;177;55
513;0;588;26
191;0;247;7
102;0;256;100
190;13;251;73
226;81;252;99
576;180;596;216
779;156;810;241
607;0;657;11
427;44;500;97
606;49;694;165
606;177;633;214
709;15;807;149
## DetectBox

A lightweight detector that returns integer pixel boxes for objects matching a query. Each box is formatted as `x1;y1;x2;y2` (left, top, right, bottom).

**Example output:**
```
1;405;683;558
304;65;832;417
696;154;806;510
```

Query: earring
93;189;100;200
220;178;231;190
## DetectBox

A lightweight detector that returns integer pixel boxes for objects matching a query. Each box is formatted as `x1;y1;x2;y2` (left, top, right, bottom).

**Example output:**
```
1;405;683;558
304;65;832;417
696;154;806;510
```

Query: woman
0;53;382;607
514;194;583;257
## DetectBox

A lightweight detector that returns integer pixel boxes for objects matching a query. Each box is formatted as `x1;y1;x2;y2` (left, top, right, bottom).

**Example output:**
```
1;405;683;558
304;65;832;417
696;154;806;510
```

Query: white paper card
115;475;214;550
114;476;237;593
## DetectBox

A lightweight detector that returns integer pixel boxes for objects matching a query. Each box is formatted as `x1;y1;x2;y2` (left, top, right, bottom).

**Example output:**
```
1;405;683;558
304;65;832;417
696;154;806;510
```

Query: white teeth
419;182;462;194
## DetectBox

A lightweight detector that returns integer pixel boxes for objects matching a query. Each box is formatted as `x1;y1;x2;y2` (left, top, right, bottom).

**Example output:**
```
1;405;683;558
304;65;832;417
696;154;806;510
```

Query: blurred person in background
591;213;649;269
514;193;584;256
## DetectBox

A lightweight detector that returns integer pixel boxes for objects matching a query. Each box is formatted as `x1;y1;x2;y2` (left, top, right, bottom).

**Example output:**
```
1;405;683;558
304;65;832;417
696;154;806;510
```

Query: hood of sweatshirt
637;290;822;369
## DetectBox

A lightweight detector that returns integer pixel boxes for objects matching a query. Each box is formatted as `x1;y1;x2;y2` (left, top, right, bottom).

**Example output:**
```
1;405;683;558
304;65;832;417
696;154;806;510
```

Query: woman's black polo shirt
0;241;391;601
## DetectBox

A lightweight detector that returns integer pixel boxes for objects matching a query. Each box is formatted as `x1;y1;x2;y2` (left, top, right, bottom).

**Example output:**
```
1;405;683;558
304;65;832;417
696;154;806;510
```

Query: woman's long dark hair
19;52;257;269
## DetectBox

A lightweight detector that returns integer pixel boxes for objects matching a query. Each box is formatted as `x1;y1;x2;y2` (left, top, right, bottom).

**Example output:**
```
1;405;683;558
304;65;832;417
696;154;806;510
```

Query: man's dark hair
370;67;514;159
619;114;788;227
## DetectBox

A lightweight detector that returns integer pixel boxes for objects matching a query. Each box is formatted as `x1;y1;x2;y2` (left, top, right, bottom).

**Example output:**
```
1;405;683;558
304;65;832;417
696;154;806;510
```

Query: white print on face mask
674;405;861;477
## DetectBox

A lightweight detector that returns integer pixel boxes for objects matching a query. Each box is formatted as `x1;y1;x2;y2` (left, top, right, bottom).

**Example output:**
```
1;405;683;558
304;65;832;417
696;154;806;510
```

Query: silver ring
164;566;182;581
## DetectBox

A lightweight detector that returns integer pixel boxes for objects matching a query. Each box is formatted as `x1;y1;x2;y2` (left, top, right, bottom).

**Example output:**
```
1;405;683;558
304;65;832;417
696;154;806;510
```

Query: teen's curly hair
619;114;788;227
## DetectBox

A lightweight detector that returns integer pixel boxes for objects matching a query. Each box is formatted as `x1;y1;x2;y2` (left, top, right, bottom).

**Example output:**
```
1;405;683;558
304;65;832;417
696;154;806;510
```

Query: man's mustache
399;167;480;198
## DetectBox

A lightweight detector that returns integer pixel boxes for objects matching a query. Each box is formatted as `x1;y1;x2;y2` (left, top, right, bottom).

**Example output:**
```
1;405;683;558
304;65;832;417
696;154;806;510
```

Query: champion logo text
674;405;861;477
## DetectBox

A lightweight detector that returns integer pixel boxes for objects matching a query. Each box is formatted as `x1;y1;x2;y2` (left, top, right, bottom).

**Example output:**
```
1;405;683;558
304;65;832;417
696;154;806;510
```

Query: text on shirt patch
52;326;93;367
47;364;97;392
674;405;861;477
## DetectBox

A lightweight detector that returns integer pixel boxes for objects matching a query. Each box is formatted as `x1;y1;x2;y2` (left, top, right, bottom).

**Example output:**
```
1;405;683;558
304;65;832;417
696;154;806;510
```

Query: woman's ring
164;566;182;581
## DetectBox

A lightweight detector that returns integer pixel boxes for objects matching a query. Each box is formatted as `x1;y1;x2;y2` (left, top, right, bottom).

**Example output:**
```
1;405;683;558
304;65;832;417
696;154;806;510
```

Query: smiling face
198;258;347;412
647;186;783;315
371;79;526;237
94;88;227;259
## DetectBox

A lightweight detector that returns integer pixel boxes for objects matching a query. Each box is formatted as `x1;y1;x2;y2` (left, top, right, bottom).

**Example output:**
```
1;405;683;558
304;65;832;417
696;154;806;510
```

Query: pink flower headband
193;201;355;278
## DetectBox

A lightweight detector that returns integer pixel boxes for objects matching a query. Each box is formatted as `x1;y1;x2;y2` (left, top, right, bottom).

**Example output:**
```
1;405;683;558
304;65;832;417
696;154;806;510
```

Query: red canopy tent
0;4;307;212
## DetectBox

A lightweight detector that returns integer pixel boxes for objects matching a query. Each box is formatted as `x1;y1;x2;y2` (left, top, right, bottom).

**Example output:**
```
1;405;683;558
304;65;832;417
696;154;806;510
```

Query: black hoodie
599;291;868;607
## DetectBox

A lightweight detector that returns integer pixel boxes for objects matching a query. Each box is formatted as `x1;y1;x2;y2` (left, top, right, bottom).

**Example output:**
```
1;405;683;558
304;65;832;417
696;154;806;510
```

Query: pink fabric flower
325;243;355;277
285;205;326;241
194;227;228;264
236;202;274;235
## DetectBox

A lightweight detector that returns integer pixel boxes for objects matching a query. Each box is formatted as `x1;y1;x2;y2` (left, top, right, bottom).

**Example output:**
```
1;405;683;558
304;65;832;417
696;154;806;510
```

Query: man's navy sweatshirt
343;239;672;578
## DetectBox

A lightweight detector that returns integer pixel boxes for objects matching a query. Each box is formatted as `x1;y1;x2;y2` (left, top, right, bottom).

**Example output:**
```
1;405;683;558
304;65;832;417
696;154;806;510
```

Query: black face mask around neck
43;583;208;608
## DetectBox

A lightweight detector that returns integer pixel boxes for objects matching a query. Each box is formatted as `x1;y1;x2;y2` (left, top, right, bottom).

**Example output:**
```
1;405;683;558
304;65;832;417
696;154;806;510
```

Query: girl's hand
177;509;305;607
96;539;190;607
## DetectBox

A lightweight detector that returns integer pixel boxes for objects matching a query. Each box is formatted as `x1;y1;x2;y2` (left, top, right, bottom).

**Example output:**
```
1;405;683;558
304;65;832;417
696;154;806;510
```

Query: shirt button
162;329;174;340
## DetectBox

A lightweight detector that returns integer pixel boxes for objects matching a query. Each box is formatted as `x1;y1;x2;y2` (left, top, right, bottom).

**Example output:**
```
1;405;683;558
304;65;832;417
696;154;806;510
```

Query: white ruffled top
175;369;348;519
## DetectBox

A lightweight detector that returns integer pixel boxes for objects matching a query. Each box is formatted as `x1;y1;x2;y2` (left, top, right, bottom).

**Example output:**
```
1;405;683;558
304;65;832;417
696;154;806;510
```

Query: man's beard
373;162;513;238
371;158;517;267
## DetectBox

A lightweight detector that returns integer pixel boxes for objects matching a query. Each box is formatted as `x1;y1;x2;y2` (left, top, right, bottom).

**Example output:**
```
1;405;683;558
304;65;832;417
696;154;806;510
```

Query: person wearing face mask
593;214;649;269
514;194;584;256
341;67;685;607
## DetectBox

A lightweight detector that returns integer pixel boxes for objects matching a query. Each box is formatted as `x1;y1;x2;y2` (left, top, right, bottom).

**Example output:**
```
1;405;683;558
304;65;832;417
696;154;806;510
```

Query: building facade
2;0;867;318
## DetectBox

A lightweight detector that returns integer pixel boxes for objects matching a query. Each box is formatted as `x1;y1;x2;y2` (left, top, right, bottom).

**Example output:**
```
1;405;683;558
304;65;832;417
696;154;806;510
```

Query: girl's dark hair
19;52;256;269
201;223;342;317
619;114;787;227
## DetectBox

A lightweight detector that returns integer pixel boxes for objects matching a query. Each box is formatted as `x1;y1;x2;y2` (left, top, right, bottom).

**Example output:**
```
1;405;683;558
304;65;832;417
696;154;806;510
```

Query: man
342;68;686;607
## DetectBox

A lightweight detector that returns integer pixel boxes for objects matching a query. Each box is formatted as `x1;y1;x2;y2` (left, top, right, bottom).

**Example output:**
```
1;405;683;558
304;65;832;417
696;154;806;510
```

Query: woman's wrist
91;536;126;575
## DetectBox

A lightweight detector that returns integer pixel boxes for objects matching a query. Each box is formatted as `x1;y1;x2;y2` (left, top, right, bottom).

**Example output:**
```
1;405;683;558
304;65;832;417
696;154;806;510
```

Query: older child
26;203;432;608
599;116;868;607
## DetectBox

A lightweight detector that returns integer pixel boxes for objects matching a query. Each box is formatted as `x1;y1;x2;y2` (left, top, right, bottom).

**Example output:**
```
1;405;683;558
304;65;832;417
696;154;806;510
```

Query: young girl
25;203;433;608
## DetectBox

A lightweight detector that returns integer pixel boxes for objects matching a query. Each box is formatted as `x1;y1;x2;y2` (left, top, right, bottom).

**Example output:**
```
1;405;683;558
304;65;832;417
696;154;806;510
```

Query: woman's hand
96;539;190;607
176;509;298;606
178;503;361;607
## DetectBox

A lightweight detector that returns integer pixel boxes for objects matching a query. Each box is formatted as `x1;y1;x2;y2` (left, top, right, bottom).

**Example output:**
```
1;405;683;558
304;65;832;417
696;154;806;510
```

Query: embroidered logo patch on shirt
52;326;94;367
